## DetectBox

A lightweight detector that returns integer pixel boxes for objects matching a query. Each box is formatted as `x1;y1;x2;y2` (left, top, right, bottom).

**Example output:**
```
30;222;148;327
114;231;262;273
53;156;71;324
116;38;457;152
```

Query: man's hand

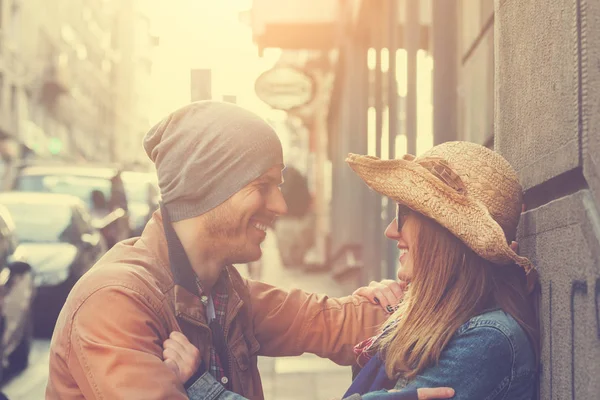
415;387;455;399
353;280;407;313
162;331;201;384
361;387;455;400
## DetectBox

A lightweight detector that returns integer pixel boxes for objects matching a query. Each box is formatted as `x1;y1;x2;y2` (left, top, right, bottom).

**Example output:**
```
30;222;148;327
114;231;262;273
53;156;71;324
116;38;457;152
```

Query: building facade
0;0;156;182
459;1;600;397
111;0;157;166
252;0;600;397
494;0;600;397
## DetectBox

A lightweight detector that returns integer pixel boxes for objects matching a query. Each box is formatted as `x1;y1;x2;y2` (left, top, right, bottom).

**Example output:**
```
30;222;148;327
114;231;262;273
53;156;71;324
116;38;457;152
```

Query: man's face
204;165;288;264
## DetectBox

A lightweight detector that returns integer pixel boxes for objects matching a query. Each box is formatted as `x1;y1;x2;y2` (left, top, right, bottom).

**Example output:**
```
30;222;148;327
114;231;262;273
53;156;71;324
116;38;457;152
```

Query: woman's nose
385;219;400;239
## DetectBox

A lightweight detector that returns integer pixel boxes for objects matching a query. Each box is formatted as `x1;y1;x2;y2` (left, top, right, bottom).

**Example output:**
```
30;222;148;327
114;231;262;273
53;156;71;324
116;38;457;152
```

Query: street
2;339;50;399
0;232;358;400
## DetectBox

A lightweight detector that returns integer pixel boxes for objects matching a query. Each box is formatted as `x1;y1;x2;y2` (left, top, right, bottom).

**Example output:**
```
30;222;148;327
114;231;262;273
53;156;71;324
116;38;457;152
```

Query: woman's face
385;204;418;282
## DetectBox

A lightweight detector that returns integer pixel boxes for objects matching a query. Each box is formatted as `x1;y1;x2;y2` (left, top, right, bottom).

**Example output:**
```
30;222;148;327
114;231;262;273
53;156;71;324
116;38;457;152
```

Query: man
46;101;397;399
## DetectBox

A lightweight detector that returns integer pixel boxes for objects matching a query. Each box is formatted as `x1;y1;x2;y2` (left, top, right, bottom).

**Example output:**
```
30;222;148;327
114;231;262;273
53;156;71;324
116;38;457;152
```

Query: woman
345;141;539;399
165;141;538;400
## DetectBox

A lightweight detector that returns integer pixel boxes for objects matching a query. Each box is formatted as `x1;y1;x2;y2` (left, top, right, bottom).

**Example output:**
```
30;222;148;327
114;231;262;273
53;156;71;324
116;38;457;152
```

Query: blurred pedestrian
45;101;404;399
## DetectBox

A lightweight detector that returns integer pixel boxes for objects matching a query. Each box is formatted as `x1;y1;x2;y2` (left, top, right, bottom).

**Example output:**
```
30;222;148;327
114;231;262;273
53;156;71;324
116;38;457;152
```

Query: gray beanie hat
143;101;284;222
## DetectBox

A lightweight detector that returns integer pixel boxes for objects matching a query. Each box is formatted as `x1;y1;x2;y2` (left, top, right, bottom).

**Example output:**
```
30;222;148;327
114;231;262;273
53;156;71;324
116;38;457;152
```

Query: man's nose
268;189;288;216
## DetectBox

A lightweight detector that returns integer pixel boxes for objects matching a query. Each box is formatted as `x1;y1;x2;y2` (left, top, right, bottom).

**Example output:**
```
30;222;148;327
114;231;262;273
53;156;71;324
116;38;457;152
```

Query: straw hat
347;141;537;291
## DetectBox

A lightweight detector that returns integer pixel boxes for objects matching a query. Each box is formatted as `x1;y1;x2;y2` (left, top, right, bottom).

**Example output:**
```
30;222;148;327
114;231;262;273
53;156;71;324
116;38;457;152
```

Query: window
2;202;73;243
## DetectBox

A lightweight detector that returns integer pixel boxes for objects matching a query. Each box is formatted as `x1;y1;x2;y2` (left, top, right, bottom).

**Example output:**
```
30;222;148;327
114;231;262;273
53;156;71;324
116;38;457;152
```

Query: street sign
254;66;315;111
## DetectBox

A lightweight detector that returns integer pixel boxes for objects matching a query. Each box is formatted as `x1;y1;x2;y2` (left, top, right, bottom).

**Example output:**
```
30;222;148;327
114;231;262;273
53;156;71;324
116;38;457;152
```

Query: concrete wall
457;0;495;146
494;0;600;398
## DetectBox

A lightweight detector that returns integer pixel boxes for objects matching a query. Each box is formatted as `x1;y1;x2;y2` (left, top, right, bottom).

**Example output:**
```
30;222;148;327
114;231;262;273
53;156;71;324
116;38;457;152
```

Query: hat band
417;157;466;194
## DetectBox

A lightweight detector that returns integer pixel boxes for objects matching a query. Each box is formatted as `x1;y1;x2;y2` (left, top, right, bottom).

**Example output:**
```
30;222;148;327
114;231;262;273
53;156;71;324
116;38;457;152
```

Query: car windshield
16;174;112;209
1;202;73;243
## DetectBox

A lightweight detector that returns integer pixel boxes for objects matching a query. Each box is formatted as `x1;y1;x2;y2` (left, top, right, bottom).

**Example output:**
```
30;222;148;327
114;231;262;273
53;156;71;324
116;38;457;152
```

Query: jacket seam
483;375;510;400
72;321;104;399
478;325;516;400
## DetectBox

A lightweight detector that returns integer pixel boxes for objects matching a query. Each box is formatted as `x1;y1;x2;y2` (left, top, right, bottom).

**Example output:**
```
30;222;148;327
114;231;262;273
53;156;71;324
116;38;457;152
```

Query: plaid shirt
353;317;399;367
196;274;229;386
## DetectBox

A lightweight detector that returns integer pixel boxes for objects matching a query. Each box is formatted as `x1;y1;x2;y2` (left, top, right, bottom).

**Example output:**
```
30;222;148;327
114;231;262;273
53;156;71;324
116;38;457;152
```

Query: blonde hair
378;214;539;380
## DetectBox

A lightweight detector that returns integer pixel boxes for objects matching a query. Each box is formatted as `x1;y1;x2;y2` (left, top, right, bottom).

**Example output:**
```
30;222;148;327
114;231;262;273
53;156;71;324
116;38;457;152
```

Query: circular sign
255;66;315;111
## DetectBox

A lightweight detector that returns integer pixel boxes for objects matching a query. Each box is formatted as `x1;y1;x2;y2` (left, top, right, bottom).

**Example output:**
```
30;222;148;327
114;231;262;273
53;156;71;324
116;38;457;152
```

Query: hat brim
346;153;533;275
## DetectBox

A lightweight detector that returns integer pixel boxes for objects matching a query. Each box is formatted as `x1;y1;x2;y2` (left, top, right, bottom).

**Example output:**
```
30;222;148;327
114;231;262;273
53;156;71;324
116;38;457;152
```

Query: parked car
13;163;132;248
121;171;160;236
0;193;106;335
0;204;35;381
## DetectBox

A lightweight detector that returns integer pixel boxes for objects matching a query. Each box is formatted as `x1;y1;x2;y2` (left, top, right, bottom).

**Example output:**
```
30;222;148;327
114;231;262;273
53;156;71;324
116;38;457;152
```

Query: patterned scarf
353;317;399;367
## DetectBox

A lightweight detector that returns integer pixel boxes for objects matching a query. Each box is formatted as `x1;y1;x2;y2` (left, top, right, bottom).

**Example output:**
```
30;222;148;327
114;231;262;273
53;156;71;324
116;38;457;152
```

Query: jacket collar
160;203;201;296
141;208;246;329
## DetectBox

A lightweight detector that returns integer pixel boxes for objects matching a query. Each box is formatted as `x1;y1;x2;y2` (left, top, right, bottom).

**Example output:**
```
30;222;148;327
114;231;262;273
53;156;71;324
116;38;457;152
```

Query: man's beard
204;206;251;264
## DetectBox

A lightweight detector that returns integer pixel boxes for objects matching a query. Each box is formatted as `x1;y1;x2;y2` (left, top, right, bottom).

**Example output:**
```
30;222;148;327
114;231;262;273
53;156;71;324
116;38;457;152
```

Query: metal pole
372;2;384;282
432;0;458;144
313;70;329;266
386;0;399;279
405;0;419;156
375;2;383;160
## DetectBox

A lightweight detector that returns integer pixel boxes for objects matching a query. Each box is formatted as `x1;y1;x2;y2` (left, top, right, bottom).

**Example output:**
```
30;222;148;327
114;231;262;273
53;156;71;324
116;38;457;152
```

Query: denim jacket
397;309;537;400
186;309;536;400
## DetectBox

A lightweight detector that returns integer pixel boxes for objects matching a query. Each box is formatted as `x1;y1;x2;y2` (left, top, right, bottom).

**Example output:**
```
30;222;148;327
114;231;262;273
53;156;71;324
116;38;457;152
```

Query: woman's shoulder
454;309;536;375
399;310;536;399
458;310;529;346
459;309;522;332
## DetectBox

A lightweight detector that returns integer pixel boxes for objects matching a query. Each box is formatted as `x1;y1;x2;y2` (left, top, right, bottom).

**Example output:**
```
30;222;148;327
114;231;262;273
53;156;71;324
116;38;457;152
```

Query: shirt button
221;376;229;385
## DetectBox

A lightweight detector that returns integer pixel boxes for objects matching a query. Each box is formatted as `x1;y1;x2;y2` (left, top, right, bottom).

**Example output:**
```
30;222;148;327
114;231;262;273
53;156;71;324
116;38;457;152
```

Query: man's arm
186;373;451;400
63;285;188;399
160;331;452;400
247;279;388;365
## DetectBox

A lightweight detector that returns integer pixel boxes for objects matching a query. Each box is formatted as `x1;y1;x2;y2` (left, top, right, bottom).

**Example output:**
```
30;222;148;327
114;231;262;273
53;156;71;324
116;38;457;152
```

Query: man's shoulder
61;243;173;321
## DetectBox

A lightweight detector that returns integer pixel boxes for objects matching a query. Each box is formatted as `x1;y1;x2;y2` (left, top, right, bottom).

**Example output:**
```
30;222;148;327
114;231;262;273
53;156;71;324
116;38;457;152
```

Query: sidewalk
240;230;359;400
